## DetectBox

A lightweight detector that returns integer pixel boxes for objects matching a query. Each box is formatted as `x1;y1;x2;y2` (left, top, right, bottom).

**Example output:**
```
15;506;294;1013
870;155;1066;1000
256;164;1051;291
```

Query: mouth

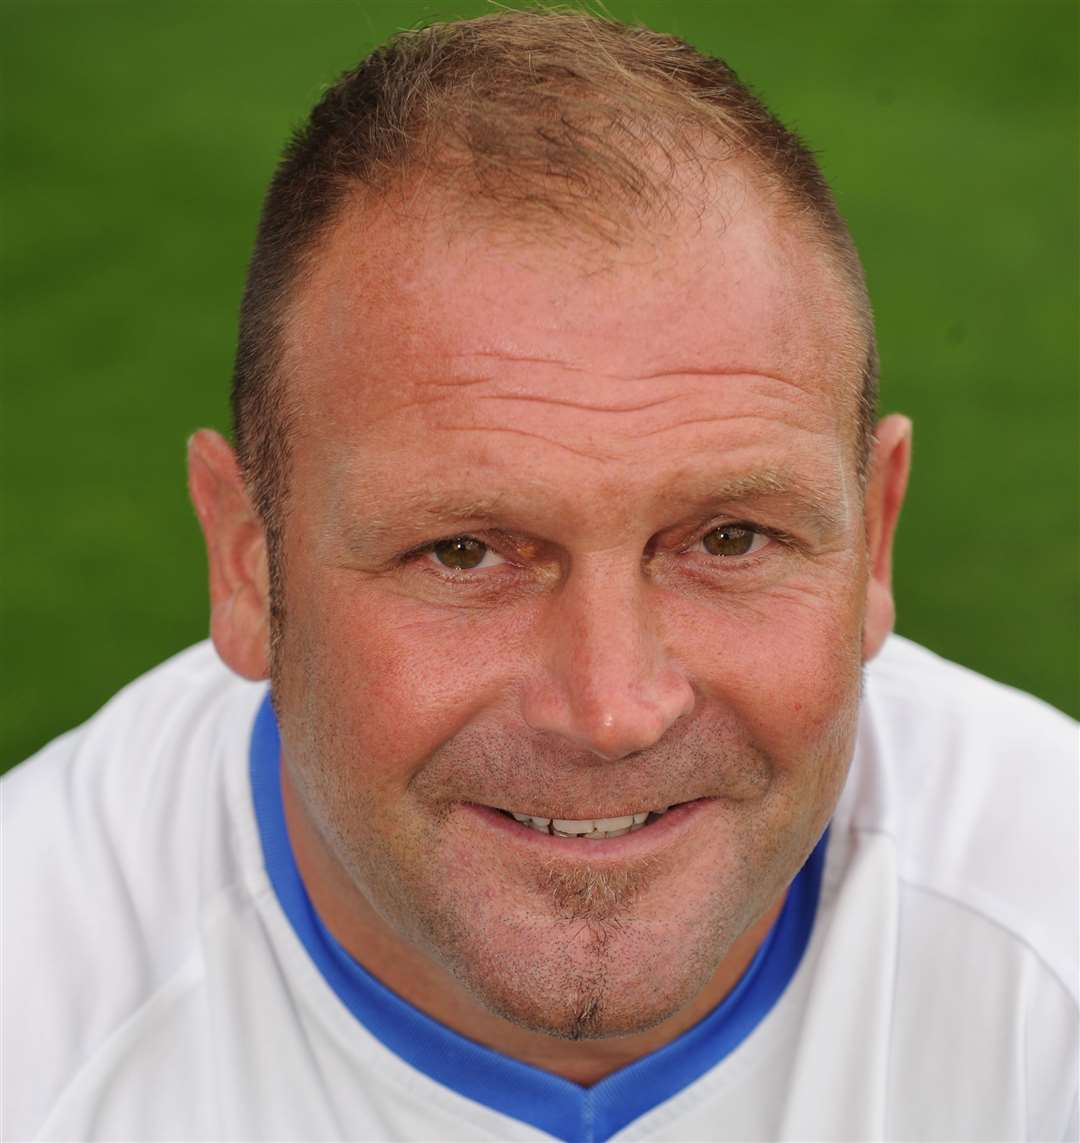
494;805;673;840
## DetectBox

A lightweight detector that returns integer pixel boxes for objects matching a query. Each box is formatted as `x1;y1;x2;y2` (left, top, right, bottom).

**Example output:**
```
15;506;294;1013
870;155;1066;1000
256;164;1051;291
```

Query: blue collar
250;693;826;1143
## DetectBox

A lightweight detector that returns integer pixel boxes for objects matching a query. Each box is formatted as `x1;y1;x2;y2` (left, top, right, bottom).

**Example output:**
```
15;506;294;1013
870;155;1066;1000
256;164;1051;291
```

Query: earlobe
187;429;271;680
862;414;912;662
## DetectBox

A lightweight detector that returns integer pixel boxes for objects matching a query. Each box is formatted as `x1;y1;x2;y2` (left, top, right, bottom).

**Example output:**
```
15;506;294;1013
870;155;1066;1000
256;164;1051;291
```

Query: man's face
272;183;871;1039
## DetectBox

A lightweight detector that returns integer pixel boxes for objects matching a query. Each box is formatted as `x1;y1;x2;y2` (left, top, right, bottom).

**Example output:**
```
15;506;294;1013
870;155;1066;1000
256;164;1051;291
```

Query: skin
189;176;911;1084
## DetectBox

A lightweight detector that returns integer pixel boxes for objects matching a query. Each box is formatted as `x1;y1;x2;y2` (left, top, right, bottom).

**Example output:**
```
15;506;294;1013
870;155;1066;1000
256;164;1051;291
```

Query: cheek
671;577;864;763
277;568;527;778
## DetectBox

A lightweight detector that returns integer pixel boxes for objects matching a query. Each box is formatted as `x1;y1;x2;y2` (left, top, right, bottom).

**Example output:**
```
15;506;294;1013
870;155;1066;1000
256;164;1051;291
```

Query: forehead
282;179;863;519
296;178;857;381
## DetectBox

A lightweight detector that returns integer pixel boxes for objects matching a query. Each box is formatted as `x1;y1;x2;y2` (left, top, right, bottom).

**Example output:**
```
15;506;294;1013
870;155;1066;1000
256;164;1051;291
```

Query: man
3;8;1076;1141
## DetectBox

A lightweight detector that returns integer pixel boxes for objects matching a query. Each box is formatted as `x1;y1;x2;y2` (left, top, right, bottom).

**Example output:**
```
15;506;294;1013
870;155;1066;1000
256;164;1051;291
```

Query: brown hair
232;6;877;544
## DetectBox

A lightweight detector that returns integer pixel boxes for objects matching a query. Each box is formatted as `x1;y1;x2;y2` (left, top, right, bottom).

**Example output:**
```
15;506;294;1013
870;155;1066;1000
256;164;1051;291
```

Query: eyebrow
342;469;849;553
666;469;850;538
340;493;514;553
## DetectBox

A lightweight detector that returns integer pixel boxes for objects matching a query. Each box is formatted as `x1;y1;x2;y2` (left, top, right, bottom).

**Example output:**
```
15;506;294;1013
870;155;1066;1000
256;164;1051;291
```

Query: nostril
521;658;694;761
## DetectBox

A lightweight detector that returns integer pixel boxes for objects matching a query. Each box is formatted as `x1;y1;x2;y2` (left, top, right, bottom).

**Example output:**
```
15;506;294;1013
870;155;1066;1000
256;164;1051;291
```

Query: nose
521;567;695;761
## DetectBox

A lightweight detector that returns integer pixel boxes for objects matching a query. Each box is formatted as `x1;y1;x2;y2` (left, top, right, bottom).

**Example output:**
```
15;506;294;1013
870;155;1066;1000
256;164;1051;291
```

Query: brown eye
702;525;757;557
431;537;491;570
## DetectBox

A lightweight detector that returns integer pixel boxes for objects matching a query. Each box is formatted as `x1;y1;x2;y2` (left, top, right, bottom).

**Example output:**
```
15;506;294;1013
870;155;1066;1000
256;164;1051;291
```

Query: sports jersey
3;636;1077;1141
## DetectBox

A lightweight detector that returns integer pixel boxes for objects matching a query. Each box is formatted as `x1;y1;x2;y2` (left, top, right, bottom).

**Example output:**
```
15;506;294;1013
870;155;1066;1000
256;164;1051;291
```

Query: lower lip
462;799;712;858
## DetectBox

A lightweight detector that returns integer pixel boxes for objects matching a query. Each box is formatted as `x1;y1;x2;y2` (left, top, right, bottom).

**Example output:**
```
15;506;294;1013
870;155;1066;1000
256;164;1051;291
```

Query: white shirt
3;636;1077;1141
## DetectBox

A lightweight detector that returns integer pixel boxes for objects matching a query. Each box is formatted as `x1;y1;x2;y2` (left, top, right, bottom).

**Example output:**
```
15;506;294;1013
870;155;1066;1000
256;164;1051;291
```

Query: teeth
551;821;590;836
553;815;635;835
503;807;668;839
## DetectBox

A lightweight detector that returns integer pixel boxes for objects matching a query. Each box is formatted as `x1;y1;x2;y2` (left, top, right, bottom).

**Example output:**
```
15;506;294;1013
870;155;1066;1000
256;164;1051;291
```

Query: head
190;8;910;1043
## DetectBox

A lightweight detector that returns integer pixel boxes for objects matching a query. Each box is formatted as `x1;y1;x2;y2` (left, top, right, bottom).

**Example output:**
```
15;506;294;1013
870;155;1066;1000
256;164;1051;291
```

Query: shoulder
865;633;1076;755
3;642;265;879
1;643;267;1138
842;634;1078;999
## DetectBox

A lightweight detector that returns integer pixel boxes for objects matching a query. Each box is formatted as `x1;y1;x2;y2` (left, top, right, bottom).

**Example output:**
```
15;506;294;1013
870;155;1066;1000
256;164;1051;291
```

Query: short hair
231;6;878;543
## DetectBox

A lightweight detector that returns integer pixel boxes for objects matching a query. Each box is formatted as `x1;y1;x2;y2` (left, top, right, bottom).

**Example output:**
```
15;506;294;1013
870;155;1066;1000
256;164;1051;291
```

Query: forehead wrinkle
450;351;818;396
423;377;824;453
625;408;824;441
454;351;599;376
639;364;827;402
473;392;686;414
434;422;621;463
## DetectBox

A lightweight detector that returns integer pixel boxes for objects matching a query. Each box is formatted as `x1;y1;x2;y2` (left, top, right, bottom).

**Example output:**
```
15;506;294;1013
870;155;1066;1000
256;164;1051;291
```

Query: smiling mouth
494;806;671;839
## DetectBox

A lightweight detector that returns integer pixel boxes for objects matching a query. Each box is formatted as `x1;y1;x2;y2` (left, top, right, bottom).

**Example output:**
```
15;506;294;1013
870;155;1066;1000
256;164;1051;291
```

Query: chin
492;984;693;1043
431;893;728;1042
462;954;706;1042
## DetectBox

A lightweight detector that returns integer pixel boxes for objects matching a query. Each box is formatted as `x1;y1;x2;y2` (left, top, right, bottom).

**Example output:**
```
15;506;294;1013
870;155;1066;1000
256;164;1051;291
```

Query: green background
2;1;1077;773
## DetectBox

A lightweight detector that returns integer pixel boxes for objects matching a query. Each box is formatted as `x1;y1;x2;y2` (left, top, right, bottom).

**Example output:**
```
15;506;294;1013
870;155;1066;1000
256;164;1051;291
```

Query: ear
187;429;271;680
862;414;912;662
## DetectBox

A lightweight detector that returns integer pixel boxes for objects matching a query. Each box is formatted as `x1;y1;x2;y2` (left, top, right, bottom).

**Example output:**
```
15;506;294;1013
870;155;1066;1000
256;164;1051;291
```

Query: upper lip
489;800;687;819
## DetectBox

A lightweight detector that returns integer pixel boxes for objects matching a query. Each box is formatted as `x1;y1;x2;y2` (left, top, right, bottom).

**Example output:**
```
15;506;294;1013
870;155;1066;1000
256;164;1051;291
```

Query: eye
427;536;505;571
698;524;769;558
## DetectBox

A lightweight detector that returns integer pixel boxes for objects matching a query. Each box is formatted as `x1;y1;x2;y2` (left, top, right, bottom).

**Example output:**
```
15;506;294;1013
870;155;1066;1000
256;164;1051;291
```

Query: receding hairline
274;161;874;460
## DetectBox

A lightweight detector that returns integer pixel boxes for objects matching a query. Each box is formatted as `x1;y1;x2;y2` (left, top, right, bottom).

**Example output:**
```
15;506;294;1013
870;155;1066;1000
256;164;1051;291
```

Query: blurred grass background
2;1;1077;773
